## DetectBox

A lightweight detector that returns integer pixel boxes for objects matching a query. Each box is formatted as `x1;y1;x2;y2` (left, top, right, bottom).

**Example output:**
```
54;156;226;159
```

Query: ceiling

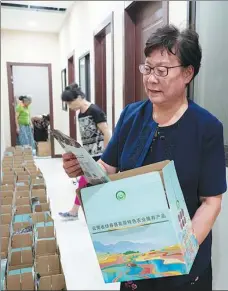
1;1;75;33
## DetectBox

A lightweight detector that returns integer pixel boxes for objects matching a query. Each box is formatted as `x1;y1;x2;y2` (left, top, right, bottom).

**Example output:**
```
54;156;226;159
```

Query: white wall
1;29;64;155
59;1;125;136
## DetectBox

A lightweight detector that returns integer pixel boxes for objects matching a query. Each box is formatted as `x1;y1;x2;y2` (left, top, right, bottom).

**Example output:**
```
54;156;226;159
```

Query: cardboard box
16;185;30;191
13;222;31;232
2;205;12;215
80;161;199;283
36;255;61;277
30;212;52;224
36;224;55;240
1;237;9;258
36;239;57;257
34;203;50;212
1;224;10;237
16;197;30;206
1;214;12;225
15;190;30;198
1;197;13;205
16;205;32;215
38;274;66;290
1;176;15;185
0;185;14;191
9;248;33;270
31;189;47;203
11;233;33;249
7;268;34;290
0;190;14;197
13;214;31;224
37;142;51;157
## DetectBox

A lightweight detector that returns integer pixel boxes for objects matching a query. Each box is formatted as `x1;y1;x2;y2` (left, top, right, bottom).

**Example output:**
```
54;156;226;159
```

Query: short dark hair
61;83;85;102
144;25;202;78
19;95;32;103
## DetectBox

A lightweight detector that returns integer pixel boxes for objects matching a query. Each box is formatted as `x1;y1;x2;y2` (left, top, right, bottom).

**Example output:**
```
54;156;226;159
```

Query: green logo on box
116;191;126;201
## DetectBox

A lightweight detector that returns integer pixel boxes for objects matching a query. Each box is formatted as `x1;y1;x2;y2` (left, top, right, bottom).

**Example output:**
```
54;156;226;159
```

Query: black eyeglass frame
139;64;183;77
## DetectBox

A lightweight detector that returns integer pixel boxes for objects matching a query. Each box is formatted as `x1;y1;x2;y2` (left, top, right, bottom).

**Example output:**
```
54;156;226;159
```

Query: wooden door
124;1;168;105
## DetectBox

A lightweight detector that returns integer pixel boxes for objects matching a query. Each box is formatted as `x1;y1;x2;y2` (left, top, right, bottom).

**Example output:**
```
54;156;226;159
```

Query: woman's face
23;100;31;107
67;98;81;111
143;48;194;105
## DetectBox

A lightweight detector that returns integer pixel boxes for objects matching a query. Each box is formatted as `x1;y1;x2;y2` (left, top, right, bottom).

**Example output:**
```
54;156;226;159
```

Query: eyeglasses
139;64;183;77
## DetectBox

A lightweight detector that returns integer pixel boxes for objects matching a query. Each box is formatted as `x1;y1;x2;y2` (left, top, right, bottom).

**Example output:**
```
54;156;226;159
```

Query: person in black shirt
59;83;111;219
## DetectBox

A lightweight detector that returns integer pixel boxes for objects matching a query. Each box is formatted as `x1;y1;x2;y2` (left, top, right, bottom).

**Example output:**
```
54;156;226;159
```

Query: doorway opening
7;62;54;157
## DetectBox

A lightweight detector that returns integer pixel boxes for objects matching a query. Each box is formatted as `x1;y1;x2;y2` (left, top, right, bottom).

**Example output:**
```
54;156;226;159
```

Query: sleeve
16;105;21;113
91;105;107;124
198;119;227;197
101;105;130;168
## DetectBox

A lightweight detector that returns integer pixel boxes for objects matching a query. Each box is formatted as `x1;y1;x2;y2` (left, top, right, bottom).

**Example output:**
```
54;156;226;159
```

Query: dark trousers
120;264;212;291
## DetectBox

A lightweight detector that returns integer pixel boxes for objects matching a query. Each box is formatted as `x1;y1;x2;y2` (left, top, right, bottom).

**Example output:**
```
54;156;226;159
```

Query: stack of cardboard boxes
1;146;66;290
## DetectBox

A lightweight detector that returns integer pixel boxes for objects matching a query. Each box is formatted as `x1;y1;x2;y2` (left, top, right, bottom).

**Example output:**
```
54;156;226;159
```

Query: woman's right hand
62;152;84;178
16;127;20;134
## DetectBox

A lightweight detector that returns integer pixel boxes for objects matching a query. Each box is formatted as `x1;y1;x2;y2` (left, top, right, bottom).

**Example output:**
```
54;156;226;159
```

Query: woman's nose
147;72;159;84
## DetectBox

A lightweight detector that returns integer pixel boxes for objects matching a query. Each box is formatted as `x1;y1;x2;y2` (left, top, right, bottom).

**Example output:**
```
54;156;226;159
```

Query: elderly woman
16;95;35;150
62;25;227;291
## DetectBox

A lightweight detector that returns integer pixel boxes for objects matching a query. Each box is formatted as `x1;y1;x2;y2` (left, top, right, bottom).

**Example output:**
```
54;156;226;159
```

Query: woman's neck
80;100;91;114
153;96;188;127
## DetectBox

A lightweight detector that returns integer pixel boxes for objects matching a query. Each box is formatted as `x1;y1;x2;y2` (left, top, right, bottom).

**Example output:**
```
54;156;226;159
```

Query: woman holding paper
59;83;111;219
62;25;227;291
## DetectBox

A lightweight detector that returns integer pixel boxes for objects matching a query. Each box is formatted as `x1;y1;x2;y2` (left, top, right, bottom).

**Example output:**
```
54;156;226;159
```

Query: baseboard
53;154;62;158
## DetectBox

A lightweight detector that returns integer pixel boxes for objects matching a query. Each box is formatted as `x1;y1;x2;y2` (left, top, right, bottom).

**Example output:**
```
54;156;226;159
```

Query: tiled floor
35;157;120;291
35;158;228;290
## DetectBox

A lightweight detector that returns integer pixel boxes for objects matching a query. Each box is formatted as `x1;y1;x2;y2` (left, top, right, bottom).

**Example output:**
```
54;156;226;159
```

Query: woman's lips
149;89;161;94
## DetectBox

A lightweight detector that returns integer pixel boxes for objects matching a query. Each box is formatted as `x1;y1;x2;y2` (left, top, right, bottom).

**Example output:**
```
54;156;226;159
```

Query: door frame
94;12;115;130
123;1;169;106
6;62;55;158
67;52;77;140
79;51;91;102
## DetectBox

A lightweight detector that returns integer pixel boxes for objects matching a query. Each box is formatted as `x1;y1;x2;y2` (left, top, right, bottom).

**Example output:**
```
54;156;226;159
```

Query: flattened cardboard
36;239;57;257
16;197;30;206
7;272;34;291
1;214;12;225
16;205;32;215
36;255;60;277
9;249;33;270
39;274;66;290
12;233;33;248
1;224;10;237
2;205;12;214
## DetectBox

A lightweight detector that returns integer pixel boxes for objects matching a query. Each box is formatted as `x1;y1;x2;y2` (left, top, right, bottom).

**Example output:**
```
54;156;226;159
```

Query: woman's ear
184;65;194;85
